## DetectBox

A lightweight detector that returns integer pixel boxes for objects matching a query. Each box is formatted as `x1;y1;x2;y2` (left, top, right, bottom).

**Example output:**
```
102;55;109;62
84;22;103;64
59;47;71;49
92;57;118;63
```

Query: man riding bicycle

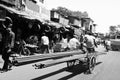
83;32;98;53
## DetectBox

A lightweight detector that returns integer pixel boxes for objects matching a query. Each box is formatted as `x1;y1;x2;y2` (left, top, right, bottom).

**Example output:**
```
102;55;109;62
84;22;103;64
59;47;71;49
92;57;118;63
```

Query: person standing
0;32;3;54
104;39;111;52
41;33;49;54
1;17;15;71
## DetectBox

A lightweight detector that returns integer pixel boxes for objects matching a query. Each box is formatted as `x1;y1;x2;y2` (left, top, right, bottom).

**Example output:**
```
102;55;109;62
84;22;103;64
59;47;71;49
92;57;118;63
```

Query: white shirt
68;38;80;49
106;40;111;46
41;36;49;45
84;34;96;48
61;38;68;49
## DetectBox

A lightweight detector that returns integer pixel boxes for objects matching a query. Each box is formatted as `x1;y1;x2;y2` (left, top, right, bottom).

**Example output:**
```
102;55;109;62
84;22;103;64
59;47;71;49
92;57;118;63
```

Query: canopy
43;20;63;28
0;4;44;22
48;21;63;28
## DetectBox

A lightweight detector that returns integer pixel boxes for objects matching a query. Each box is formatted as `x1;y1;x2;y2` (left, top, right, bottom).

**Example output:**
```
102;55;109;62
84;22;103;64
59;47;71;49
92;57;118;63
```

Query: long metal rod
15;50;84;63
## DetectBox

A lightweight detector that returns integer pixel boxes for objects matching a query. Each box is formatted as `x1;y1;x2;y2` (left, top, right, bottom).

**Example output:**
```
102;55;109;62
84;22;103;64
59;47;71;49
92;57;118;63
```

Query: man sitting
68;35;80;50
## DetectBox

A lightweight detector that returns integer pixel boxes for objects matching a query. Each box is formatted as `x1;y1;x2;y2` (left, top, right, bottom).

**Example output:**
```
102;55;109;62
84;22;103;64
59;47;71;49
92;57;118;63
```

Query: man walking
1;17;15;71
41;33;49;54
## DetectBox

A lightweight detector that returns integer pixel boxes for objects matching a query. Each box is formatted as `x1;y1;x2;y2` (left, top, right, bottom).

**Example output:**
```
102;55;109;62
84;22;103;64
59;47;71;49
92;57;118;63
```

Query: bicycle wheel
24;48;31;56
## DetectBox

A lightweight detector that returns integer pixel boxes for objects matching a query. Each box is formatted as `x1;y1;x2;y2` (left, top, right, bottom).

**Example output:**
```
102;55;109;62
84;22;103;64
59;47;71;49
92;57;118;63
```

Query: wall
51;11;69;25
26;0;39;13
81;18;91;31
68;16;81;26
51;11;59;19
59;16;69;26
74;19;81;26
24;0;50;20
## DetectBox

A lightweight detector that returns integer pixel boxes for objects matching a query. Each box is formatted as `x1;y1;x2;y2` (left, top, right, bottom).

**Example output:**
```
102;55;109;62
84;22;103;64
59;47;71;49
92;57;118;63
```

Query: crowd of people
0;16;99;72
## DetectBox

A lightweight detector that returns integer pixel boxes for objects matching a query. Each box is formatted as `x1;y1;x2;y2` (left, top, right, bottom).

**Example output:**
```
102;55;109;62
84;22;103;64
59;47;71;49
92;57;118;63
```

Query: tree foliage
52;6;89;19
109;26;116;33
109;26;117;39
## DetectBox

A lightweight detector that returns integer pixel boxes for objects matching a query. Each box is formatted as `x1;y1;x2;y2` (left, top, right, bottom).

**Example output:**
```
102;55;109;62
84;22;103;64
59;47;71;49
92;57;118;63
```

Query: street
0;0;120;80
0;45;120;80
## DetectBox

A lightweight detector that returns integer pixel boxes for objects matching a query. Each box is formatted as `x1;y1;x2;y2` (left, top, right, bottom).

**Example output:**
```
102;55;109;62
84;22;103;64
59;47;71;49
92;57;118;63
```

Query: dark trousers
2;48;11;70
87;47;95;53
41;45;49;54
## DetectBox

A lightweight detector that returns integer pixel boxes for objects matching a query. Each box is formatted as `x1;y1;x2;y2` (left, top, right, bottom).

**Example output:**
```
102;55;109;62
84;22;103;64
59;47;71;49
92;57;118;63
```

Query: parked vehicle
111;35;120;51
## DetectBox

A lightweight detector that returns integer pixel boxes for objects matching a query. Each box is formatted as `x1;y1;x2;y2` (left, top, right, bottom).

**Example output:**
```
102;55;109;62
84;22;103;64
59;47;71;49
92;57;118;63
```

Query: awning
0;4;28;15
22;14;44;22
43;20;63;28
70;24;80;28
0;4;44;22
48;21;62;28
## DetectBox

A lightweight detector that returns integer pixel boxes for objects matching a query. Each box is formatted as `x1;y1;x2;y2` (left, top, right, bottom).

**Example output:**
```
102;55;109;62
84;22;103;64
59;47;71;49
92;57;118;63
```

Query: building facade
0;0;50;21
22;0;50;21
81;18;96;33
68;16;81;27
50;10;69;26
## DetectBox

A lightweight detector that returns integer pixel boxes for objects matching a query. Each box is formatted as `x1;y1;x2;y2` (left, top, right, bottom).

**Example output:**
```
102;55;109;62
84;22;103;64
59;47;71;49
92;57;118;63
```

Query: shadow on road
32;64;85;80
32;62;102;80
96;62;102;65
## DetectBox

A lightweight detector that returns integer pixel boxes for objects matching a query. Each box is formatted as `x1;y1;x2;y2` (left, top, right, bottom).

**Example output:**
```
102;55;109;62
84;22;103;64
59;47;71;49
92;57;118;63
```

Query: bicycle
16;40;31;56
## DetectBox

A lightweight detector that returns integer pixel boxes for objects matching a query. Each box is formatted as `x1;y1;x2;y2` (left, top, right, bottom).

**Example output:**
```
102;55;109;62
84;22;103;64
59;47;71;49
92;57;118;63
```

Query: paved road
1;45;120;80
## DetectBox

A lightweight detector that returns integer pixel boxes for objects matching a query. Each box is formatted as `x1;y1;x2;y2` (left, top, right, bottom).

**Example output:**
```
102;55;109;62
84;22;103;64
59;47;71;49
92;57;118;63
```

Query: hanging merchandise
37;24;41;30
0;9;6;21
28;21;33;29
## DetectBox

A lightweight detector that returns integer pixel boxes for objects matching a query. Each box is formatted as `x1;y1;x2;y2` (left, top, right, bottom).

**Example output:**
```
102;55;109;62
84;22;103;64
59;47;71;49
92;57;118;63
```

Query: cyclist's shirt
84;34;95;48
68;38;80;49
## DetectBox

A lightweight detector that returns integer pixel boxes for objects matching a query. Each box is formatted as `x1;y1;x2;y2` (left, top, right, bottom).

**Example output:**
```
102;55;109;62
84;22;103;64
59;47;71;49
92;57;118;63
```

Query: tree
109;26;117;39
56;7;72;17
116;25;120;34
52;7;89;19
109;26;117;33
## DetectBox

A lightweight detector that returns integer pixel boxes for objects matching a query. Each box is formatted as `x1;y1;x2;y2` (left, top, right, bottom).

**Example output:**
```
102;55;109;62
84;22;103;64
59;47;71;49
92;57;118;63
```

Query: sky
44;0;120;33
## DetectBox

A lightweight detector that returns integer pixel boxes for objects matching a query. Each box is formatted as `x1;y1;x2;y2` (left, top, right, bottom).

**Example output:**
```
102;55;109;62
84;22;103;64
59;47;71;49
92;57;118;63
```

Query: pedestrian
105;39;111;52
1;17;15;71
0;32;3;54
103;40;106;47
41;33;49;53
